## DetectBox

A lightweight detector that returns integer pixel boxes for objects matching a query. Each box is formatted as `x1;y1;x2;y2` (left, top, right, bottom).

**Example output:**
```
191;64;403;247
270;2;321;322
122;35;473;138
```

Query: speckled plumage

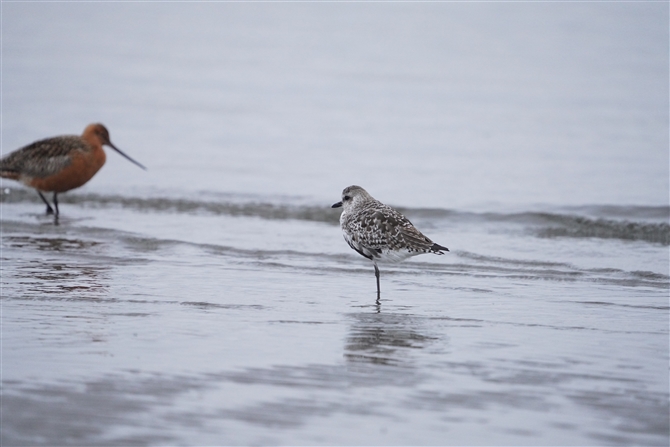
332;185;448;298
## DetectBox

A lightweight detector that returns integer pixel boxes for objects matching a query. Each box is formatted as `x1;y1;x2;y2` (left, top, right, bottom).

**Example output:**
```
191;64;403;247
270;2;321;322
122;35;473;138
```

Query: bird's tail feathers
430;243;449;254
0;170;20;180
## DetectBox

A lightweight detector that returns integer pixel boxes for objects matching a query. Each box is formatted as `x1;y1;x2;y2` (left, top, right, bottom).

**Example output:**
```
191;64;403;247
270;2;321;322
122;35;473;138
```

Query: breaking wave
2;188;668;245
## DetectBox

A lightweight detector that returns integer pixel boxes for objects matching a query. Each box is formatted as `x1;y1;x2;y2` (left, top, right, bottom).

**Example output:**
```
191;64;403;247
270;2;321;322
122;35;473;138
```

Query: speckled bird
0;123;145;222
332;185;449;299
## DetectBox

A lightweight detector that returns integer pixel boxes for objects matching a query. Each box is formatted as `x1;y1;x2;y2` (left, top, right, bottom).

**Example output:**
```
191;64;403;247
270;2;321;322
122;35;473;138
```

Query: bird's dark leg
53;192;60;225
373;262;381;301
52;192;59;216
38;191;55;215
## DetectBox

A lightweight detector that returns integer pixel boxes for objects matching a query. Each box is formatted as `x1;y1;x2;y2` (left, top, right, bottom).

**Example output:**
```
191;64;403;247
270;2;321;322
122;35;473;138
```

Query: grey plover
0;124;145;223
332;185;448;299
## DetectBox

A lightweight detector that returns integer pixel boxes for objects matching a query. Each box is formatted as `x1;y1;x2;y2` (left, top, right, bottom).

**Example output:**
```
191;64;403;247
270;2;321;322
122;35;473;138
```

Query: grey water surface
2;2;669;446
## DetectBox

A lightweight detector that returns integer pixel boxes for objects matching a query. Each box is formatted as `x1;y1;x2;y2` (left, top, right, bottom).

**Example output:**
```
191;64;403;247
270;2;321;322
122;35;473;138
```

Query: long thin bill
110;143;147;170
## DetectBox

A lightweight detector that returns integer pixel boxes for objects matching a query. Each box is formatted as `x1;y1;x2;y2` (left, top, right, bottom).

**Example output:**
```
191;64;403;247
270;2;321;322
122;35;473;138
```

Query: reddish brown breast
29;143;106;193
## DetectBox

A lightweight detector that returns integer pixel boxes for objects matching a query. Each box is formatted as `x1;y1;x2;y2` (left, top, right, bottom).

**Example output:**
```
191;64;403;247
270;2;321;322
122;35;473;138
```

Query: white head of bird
331;185;375;211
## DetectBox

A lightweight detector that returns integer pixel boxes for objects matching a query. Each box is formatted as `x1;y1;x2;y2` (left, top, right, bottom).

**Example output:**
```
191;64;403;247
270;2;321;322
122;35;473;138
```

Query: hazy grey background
2;1;668;208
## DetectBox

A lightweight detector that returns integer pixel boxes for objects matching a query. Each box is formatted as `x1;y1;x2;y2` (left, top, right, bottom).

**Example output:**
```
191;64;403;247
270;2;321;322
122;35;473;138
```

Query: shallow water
2;191;668;446
2;2;669;446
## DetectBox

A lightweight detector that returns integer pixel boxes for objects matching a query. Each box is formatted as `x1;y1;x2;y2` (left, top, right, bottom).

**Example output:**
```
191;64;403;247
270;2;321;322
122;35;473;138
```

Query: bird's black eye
344;195;351;201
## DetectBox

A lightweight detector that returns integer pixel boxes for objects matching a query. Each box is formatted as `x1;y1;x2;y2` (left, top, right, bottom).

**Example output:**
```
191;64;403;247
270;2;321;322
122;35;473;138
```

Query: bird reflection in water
345;312;439;368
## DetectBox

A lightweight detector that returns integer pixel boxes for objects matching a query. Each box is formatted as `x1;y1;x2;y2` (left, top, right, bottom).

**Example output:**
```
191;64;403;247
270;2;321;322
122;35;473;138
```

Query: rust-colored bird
0;123;145;222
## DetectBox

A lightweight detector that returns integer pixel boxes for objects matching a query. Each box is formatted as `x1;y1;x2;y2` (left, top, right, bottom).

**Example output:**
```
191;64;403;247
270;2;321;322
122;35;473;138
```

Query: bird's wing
0;136;84;179
397;223;435;251
345;204;434;252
